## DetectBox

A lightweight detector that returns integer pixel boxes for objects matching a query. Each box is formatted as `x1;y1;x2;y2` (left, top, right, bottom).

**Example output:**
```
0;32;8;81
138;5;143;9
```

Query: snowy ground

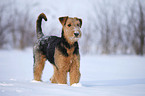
0;49;145;96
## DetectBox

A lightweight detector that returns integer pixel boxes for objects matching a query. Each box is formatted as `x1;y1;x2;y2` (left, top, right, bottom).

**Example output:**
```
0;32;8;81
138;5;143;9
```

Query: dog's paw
58;83;68;86
71;83;82;87
31;80;42;83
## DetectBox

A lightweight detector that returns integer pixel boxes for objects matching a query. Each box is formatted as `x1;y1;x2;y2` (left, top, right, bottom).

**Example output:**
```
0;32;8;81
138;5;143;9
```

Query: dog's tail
36;13;47;39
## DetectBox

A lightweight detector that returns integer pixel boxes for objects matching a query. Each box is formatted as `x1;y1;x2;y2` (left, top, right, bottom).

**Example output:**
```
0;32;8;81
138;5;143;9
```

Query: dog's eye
77;24;80;26
68;24;71;27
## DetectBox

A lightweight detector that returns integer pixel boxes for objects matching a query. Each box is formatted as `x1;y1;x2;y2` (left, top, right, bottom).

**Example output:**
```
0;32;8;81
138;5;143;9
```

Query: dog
33;13;82;86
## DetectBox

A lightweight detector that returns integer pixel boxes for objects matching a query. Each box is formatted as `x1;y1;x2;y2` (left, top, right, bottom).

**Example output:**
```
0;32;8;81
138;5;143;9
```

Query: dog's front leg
55;68;67;84
69;65;81;85
54;48;69;84
69;55;81;85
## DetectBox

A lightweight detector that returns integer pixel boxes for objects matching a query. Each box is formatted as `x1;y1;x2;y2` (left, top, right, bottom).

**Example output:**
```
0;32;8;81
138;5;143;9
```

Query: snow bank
0;49;145;96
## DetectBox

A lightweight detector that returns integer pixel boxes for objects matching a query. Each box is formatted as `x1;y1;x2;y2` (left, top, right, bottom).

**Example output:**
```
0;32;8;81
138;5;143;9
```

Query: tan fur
62;18;82;45
50;17;82;85
51;46;80;85
34;16;82;86
33;52;46;81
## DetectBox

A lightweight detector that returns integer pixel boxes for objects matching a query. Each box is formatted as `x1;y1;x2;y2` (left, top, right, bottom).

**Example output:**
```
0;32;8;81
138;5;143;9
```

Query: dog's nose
74;32;79;37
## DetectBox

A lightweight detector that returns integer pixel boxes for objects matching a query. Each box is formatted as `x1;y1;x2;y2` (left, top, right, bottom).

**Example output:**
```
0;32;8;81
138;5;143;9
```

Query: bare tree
138;1;145;55
91;0;145;55
0;1;36;50
0;4;11;48
18;10;35;49
126;0;145;55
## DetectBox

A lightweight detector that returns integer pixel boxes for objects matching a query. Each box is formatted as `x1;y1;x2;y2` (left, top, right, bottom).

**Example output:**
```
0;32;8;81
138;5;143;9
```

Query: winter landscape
0;49;145;96
0;0;145;96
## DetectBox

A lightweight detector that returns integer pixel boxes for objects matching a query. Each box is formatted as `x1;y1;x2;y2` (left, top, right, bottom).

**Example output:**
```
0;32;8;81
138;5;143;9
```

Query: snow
0;49;145;96
71;83;82;87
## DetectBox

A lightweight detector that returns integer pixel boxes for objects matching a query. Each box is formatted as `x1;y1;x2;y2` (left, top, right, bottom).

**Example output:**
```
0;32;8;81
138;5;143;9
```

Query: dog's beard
69;37;80;42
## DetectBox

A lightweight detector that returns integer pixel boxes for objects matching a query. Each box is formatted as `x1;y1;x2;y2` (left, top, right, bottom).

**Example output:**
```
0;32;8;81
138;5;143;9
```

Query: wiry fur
36;13;47;39
33;13;82;85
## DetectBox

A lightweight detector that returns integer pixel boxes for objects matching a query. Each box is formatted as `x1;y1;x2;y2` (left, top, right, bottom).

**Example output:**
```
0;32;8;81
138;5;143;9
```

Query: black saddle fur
38;31;79;65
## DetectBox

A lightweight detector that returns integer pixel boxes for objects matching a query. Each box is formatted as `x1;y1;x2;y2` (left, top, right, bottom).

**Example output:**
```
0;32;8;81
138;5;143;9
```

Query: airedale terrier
33;13;82;85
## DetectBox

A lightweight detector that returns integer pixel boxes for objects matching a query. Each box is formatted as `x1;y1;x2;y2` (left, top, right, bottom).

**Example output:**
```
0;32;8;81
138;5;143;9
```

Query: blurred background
0;0;145;55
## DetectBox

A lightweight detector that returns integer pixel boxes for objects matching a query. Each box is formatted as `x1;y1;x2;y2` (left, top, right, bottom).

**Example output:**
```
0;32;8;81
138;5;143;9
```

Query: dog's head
59;16;82;44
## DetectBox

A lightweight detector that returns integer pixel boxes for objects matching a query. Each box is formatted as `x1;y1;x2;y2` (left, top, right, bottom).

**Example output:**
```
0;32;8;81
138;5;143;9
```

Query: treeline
81;0;145;55
0;2;36;49
0;0;144;55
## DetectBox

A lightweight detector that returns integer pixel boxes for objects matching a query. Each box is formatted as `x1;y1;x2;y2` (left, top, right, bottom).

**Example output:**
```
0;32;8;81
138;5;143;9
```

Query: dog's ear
59;16;68;26
78;18;82;28
75;17;82;28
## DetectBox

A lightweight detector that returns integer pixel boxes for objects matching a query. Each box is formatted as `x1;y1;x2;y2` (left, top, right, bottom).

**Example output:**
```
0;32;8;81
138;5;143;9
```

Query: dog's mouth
74;37;80;40
69;36;80;41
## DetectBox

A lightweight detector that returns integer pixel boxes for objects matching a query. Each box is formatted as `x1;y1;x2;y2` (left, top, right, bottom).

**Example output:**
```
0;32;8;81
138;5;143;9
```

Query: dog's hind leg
33;49;46;81
50;65;57;83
